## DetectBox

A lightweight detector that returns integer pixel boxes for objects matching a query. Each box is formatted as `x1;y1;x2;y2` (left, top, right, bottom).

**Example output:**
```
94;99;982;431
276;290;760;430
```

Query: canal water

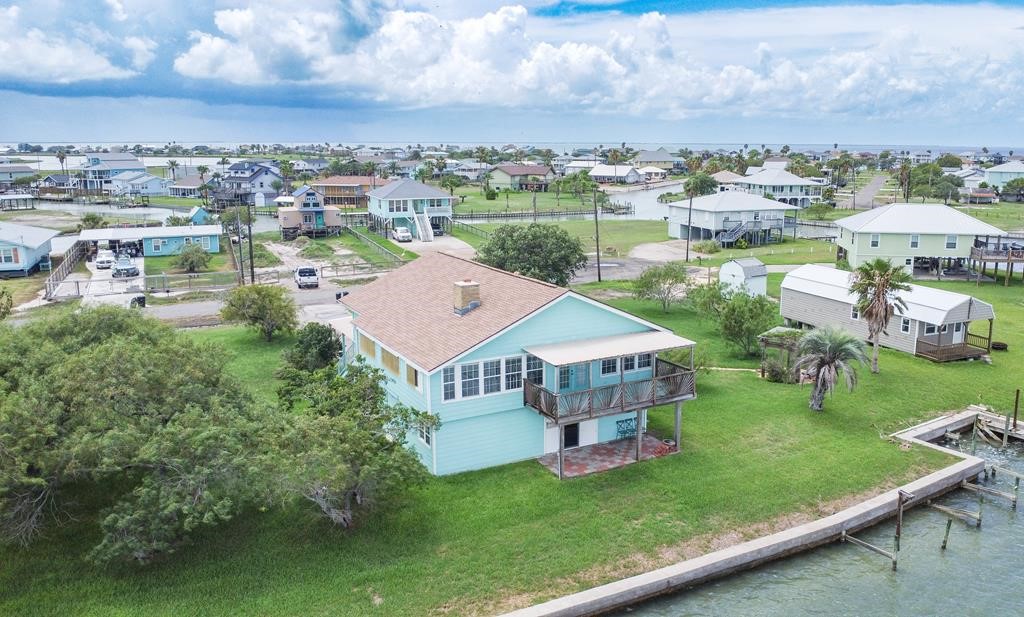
620;438;1023;616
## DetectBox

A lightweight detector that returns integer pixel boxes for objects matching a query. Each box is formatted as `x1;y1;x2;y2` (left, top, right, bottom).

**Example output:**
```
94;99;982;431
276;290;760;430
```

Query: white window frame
905;258;913;266
851;305;859;320
870;234;880;248
925;324;937;335
637;353;652;369
901;317;911;333
909;234;920;249
954;322;963;333
945;235;957;250
460;363;480;398
418;424;432;447
526;354;543;386
622;355;636;371
445;354;543;402
0;248;14;264
600;358;618;375
152;239;162;252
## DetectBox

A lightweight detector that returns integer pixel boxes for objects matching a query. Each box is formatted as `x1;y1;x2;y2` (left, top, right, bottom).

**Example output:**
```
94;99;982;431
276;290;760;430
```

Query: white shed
719;257;767;296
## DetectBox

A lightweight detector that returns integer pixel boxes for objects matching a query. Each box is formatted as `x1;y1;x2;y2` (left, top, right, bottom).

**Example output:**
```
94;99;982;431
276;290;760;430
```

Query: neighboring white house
983;160;1024;191
734;168;823;207
719;258;767;296
780;264;994;362
168;174;207;198
711;170;743;191
588;164;642;184
632;148;686;171
762;156;791;170
950;168;986;190
638;166;668;181
563;159;600;176
667;191;799;245
109;171;170;196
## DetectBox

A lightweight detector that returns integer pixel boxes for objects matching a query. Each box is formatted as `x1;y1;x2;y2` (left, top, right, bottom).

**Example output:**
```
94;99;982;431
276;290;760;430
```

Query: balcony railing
971;246;1024;262
523;358;696;423
916;338;989;362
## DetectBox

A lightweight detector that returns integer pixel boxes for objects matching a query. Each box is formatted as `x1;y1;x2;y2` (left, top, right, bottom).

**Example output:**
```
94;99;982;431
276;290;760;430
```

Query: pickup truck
112;258;140;278
95;250;115;269
294;266;319;289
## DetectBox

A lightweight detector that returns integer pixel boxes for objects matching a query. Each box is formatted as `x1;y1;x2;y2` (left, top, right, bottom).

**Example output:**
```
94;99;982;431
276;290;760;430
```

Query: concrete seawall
502;408;987;617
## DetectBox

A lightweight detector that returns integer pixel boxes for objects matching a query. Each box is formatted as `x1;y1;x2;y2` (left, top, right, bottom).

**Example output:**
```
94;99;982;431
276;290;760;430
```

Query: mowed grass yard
451;183;609;214
143;246;234;275
0;273;48;305
453;219;670;255
5;273;1023;615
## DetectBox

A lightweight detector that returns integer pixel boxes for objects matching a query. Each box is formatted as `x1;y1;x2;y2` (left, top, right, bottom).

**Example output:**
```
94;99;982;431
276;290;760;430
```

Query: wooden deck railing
971;246;1024;262
916;339;988;362
523;359;696;423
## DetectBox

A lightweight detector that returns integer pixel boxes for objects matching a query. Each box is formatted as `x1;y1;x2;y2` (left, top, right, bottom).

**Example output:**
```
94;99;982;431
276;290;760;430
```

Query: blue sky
1;0;1022;147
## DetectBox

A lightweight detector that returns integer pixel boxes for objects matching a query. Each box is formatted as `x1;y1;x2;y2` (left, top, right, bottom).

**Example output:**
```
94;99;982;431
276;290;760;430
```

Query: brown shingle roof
312;175;379;186
343;253;567;371
494;164;552;177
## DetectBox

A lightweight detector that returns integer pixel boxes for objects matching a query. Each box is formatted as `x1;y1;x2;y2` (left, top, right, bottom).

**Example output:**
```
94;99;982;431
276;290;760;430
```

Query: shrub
283;322;342;372
485;188;498;200
172;243;213;273
734;238;749;249
763;358;795;384
292;236;311;247
693;240;721;254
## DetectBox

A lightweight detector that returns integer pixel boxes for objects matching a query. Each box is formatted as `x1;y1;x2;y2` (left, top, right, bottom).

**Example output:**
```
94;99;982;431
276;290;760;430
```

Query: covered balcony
522;330;697;479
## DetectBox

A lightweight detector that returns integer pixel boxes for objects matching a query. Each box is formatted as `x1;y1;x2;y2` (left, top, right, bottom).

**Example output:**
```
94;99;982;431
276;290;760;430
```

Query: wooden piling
941;518;953;550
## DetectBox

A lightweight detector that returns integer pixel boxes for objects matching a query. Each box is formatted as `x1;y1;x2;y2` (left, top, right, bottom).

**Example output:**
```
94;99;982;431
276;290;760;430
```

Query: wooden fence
452;220;492;239
43;240;86;299
342;226;407;264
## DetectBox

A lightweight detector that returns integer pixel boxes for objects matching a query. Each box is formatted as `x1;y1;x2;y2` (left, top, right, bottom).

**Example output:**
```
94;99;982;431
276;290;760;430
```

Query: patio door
559;363;590;392
564;423;580;449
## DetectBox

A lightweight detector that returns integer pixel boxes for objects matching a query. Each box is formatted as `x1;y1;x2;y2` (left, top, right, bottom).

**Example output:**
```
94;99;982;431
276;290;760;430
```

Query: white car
294;266;319;289
95;250;115;269
392;227;413;242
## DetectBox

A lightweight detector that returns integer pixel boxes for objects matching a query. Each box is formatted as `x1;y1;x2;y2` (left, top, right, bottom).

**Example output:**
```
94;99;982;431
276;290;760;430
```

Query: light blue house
187;206;210;225
0;222;57;277
78;152;146;191
340;253;697;478
78;225;221;257
366;178;456;242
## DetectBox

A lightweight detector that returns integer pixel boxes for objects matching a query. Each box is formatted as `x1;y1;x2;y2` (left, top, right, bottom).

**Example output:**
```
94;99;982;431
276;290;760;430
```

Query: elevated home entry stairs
414;213;434;242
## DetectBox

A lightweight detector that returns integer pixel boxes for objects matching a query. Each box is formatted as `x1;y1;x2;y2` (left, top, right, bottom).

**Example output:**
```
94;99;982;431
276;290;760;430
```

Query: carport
78;227;144;257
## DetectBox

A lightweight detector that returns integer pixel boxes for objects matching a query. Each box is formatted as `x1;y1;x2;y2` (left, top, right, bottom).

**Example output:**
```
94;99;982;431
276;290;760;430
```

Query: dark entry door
564;423;580;449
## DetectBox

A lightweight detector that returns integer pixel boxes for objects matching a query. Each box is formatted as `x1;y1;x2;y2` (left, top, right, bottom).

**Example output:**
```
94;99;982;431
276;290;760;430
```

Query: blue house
340;253;697;478
79;225;222;257
187;206;210;225
78;152;146;191
366;178;456;242
0;222;58;278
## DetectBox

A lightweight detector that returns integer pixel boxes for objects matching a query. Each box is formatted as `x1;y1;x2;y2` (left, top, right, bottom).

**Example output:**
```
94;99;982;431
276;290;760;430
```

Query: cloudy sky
1;0;1022;147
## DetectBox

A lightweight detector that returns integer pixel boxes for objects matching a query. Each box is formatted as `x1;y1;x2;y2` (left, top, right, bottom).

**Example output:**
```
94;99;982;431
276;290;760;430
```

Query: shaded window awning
523;331;695;367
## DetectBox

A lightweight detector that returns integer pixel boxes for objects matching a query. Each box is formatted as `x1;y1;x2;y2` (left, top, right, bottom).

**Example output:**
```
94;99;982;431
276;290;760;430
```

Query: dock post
674;402;682;453
941;518;953;550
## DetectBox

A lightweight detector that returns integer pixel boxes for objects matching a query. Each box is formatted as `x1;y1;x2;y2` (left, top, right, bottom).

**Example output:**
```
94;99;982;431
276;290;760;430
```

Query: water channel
618;437;1023;616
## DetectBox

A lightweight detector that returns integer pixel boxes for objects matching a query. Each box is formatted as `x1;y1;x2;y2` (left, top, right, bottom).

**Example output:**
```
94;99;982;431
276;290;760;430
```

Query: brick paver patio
537;434;677;478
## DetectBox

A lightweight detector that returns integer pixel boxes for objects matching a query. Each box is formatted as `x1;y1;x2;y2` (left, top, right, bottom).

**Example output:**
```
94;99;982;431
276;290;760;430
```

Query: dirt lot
261;241;359;272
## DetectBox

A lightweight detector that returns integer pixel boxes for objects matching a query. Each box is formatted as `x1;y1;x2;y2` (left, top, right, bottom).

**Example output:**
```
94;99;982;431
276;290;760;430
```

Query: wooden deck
523;359;696;424
915;337;989;362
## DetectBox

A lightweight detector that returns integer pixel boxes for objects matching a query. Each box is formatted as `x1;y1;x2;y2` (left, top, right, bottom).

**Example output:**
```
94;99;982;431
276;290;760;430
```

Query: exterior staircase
716;221;747;244
414;212;434;242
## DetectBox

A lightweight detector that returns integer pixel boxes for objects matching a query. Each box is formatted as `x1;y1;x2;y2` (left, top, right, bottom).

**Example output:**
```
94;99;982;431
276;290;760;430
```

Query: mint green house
340;253;697;478
834;203;1005;276
366;178;455;242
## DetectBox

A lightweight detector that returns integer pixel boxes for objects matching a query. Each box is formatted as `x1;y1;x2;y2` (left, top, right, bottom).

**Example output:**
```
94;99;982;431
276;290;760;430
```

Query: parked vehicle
431;224;445;237
94;250;115;269
81;292;146;309
112;258;140;278
392;227;413;242
294;266;319;289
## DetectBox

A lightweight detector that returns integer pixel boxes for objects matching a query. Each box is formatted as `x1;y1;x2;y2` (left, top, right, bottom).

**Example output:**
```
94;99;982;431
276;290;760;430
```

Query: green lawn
475;219;670;255
700;237;836;267
143;247;233;275
147;196;207;210
955;202;1024;232
451;183;605;214
3;281;1022;616
0;273;47;305
181;325;294;405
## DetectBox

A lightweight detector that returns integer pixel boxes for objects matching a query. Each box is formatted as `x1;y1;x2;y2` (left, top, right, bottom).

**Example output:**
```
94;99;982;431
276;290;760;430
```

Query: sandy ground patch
629;239;709;261
262;241;358;272
404;235;476;259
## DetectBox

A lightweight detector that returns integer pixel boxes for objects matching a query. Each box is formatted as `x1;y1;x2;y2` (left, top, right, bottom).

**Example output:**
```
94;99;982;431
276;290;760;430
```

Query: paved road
837;174;886;210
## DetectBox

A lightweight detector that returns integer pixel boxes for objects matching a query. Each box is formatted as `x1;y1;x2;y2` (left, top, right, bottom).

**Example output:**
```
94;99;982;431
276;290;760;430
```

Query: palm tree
897;158;912;201
197;165;210;206
682;172;719;261
849;259;912;373
168;159;180;182
794;327;868;412
219;156;230;175
56;149;66;179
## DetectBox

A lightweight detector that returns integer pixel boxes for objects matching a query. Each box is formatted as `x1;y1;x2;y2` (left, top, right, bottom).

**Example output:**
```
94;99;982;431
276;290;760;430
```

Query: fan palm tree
794;326;868;412
682;172;719;261
168;159;180;182
849;258;912;373
219;156;230;175
197;165;210;206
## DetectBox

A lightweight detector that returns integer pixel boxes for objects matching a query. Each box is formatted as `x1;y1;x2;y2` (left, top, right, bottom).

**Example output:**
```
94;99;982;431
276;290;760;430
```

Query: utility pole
246;201;256;284
234;206;246;284
593;186;602;282
684;191;695;262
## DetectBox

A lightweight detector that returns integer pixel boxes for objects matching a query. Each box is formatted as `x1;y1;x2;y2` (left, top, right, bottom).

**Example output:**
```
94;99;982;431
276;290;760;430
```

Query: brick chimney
454;279;481;315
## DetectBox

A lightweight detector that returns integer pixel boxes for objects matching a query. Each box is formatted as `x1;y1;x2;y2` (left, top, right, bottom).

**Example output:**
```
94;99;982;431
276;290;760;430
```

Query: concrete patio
537;434;677;478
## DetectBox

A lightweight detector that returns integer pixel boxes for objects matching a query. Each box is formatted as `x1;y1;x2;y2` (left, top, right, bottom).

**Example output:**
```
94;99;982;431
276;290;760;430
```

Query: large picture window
442;354;543;402
460;364;480;397
503;357;522;390
526;354;543;385
483;360;502;394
